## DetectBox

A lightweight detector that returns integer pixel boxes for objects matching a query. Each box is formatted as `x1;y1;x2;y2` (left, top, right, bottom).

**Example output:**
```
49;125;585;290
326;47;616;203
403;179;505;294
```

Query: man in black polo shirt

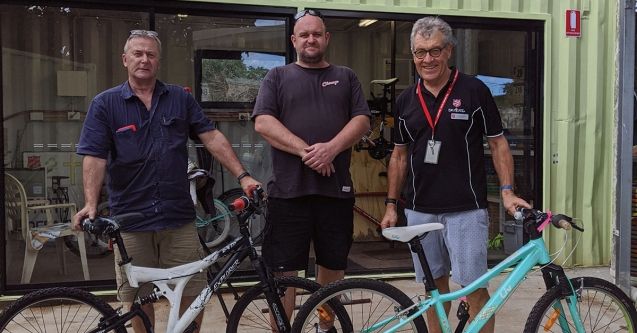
381;17;530;333
252;10;370;328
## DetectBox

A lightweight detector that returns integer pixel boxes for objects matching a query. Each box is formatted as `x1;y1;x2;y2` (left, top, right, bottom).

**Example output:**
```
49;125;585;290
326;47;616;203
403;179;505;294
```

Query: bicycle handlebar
229;186;266;212
514;208;583;232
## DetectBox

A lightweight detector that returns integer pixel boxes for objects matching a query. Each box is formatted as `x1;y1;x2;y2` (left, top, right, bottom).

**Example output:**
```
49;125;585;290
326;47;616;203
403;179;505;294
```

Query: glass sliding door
1;3;149;286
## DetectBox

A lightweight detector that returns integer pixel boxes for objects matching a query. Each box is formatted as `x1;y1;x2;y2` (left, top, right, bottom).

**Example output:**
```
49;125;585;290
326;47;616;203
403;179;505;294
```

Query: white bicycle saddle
382;223;444;242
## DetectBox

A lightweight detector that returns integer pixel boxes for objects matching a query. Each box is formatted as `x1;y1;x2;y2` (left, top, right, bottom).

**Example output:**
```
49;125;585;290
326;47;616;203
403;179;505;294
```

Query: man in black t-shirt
381;17;530;333
252;10;370;326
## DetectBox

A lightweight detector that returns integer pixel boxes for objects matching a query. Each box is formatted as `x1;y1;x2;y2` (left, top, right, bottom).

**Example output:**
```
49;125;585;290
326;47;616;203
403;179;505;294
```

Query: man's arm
254;114;334;176
198;129;260;193
73;155;107;229
254;114;309;157
380;145;409;228
302;115;370;173
487;134;531;215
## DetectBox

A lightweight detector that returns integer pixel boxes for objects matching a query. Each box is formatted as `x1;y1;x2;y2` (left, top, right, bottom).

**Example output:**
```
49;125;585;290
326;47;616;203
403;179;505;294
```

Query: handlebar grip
229;197;249;211
557;219;572;230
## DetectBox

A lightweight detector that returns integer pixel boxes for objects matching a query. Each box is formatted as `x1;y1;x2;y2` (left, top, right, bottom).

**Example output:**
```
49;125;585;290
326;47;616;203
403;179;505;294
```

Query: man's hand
73;206;97;231
239;176;262;197
501;190;531;216
302;143;337;176
380;204;399;229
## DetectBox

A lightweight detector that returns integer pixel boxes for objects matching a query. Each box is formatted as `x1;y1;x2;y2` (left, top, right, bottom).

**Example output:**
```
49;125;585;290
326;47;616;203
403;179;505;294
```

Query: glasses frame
294;9;323;21
412;44;448;59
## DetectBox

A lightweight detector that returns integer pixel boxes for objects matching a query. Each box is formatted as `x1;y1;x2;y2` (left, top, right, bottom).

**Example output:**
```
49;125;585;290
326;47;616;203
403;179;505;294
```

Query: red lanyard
416;69;459;139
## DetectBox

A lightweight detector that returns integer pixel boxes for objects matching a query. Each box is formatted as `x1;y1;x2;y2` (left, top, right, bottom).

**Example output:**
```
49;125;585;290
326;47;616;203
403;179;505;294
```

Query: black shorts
262;195;354;272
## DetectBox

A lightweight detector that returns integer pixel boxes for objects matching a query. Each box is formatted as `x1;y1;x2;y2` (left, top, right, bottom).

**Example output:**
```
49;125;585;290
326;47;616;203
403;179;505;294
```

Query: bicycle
292;208;637;332
0;187;351;333
355;77;397;161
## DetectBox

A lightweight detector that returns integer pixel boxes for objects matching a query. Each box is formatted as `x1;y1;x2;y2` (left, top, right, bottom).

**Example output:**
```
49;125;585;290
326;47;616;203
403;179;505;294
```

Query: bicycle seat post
409;237;437;291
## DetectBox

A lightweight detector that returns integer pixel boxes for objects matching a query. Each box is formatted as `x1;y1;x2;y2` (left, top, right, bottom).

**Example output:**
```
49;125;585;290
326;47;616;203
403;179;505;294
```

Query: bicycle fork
540;264;586;333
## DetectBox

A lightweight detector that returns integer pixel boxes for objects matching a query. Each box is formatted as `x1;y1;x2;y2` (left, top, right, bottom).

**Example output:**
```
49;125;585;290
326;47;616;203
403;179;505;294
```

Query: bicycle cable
536;220;583;271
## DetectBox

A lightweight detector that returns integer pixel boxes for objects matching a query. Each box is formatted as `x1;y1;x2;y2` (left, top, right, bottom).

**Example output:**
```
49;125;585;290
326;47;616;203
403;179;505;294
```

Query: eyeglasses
294;9;323;21
129;30;159;37
412;44;448;59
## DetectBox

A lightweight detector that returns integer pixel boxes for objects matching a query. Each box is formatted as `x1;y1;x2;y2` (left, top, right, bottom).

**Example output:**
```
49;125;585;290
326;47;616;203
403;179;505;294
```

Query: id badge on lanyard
416;69;458;165
424;140;442;164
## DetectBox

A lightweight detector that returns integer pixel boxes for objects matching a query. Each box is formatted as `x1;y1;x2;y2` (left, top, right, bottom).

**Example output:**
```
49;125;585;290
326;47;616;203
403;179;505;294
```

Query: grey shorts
113;222;207;302
405;208;489;287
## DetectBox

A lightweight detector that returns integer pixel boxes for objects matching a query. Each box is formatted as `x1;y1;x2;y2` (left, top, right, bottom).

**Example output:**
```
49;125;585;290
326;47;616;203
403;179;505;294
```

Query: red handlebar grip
231;197;247;211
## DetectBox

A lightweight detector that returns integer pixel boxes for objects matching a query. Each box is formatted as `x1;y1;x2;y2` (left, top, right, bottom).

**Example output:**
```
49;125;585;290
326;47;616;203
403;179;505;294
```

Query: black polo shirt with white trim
394;68;504;213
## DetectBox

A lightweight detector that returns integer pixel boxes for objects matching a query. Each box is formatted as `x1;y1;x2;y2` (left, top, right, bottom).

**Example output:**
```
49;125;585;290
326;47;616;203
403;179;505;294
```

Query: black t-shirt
394;68;504;213
252;63;371;199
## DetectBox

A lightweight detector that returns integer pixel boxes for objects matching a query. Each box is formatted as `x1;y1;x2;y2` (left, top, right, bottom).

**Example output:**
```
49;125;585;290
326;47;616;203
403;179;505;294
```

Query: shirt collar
120;80;168;100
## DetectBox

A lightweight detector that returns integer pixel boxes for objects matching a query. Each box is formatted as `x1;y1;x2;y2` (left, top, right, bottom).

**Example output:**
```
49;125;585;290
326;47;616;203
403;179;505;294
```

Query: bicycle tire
0;287;127;332
64;201;112;258
524;276;637;333
292;278;427;333
227;276;348;333
197;199;232;248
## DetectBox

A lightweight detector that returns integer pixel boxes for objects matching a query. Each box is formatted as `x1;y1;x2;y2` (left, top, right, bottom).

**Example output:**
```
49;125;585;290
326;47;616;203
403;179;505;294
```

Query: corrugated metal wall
204;0;619;266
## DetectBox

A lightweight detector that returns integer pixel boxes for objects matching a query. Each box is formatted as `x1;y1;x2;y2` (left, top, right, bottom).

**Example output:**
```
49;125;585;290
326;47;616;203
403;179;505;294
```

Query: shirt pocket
113;130;144;165
161;116;188;149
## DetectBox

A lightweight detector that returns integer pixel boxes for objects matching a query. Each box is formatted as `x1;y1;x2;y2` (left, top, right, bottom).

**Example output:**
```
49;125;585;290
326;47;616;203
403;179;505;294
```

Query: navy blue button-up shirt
77;80;216;231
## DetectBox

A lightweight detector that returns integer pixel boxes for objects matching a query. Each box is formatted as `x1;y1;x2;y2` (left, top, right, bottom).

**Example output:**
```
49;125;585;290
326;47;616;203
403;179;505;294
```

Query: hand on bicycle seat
72;205;97;231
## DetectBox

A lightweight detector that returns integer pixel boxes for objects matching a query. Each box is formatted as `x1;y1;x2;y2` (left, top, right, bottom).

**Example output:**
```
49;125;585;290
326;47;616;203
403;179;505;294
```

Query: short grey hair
124;30;162;55
410;17;456;51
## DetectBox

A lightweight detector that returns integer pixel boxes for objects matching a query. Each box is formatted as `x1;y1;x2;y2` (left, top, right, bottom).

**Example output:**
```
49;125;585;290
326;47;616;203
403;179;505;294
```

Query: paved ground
142;266;615;332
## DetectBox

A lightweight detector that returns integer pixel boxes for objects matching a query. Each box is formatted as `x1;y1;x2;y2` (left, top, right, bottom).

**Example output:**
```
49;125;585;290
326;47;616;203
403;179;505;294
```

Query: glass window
154;11;285;190
154;13;286;274
1;4;149;285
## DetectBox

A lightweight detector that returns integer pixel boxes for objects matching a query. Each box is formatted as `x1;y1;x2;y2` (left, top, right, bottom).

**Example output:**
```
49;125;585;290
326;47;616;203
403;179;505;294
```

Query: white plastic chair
4;173;90;283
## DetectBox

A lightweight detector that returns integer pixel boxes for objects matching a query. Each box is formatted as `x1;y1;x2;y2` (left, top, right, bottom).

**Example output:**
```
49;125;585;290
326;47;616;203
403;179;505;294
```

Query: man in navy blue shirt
73;30;259;333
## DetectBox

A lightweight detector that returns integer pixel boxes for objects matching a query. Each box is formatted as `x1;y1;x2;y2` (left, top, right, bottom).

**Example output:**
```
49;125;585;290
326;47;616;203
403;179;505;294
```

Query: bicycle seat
371;77;399;87
382;223;443;242
187;168;210;181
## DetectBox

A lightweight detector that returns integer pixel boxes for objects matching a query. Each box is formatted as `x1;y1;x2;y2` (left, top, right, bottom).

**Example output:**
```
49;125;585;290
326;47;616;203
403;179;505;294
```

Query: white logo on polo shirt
322;80;340;87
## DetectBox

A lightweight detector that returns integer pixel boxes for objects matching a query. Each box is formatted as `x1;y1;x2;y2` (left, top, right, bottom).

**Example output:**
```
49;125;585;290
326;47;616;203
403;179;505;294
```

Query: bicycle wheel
227;276;348;333
292;278;427;333
197;199;232;248
0;287;127;332
524;276;637;332
64;201;112;258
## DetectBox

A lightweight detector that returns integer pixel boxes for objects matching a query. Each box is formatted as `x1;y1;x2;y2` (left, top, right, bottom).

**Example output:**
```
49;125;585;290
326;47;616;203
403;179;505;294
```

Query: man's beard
299;50;323;64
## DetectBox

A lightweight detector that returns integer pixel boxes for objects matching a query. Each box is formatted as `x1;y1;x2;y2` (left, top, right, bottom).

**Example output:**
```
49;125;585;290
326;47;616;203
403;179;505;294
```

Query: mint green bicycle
292;208;637;332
